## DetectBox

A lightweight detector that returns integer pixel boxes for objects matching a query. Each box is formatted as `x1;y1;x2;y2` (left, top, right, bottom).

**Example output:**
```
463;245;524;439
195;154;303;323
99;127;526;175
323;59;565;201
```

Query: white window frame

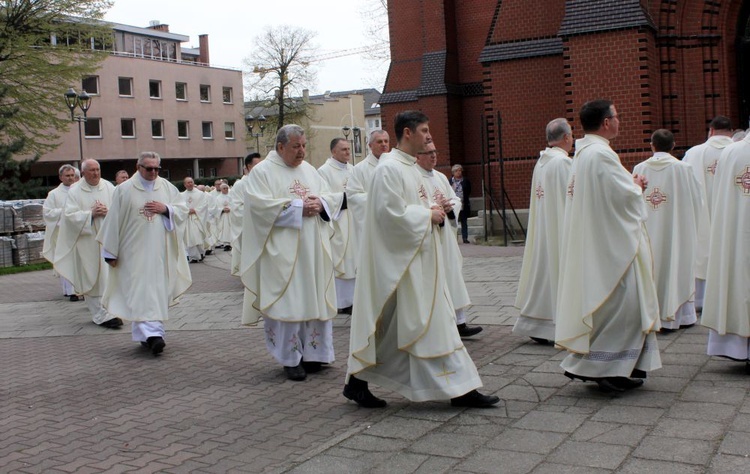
151;119;164;139
222;87;233;104
149;80;162;99
224;122;235;140
118;77;133;97
199;84;211;103
121;118;136;138
84;118;102;138
175;82;187;101
82;76;99;95
202;121;213;139
177;120;190;139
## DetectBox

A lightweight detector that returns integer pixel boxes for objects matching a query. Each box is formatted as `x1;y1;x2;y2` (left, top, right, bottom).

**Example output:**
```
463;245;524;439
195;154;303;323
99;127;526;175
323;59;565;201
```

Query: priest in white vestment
318;138;357;313
682;116;734;311
702;134;750;370
416;142;483;338
344;110;499;409
633;130;702;330
181;177;210;263
228;153;262;276
556;100;661;393
54;160;121;328
514;118;573;344
213;184;233;250
346;130;390;261
240;125;345;381
97;152;192;356
42;164;79;300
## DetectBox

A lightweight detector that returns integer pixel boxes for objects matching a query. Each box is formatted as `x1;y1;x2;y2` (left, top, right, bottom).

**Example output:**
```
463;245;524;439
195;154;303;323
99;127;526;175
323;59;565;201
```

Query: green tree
0;86;42;200
243;25;317;130
0;0;113;155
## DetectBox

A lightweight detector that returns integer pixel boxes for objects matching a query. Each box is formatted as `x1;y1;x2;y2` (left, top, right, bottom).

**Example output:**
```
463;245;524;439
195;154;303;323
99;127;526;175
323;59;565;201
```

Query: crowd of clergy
515;100;750;393
40;100;749;407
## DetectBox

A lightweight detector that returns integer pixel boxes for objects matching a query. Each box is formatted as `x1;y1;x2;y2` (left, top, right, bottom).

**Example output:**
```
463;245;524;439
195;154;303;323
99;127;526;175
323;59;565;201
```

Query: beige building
36;21;246;183
247;89;381;169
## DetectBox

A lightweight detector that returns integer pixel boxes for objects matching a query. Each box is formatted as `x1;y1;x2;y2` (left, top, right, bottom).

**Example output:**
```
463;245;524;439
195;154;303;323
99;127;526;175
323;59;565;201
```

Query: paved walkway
1;245;748;473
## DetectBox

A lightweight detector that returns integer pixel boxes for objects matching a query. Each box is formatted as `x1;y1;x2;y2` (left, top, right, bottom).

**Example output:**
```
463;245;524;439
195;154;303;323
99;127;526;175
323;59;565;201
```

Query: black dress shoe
301;361;325;373
343;377;387;408
69;295;80;302
99;318;124;329
223;245;232;251
463;239;470;244
457;323;483;338
606;377;644;391
284;364;306;381
530;337;553;345
205;249;213;255
630;368;647;379
147;336;165;356
451;390;500;408
338;306;353;315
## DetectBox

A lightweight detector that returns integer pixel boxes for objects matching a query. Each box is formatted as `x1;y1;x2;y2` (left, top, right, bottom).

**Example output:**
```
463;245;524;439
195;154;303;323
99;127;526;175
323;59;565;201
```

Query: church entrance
737;1;750;129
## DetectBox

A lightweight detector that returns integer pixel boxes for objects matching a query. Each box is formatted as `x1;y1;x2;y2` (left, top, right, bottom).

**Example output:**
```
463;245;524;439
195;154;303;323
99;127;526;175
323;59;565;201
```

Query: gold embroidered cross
435;362;456;384
139;206;156;222
645;187;668;210
567;176;575;198
535;182;545;199
735;166;750;195
707;160;718;176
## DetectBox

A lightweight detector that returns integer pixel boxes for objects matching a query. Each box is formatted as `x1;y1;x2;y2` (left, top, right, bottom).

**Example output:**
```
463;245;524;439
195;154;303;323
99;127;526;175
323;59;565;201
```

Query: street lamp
64;88;92;167
245;114;267;153
341;125;361;160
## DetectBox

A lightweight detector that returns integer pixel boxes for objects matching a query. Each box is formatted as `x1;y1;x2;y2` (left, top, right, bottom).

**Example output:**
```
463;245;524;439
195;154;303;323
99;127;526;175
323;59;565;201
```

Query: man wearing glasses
556;100;661;392
97;151;192;356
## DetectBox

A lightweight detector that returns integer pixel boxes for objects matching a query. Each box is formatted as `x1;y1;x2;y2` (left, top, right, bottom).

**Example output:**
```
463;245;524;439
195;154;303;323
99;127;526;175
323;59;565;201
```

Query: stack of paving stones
0;200;46;267
0;236;13;268
12;231;45;266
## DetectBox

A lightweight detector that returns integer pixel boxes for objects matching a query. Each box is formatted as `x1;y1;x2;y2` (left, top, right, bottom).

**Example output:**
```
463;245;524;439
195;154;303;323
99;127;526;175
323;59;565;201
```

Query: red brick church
380;0;750;209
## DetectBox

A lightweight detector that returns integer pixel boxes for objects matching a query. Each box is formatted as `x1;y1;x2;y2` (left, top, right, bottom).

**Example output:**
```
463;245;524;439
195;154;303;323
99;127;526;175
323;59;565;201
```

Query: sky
104;0;389;97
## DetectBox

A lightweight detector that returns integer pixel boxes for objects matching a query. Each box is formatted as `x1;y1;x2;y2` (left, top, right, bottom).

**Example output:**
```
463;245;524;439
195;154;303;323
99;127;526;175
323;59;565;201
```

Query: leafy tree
0;0;113;155
243;25;317;129
0;86;42;200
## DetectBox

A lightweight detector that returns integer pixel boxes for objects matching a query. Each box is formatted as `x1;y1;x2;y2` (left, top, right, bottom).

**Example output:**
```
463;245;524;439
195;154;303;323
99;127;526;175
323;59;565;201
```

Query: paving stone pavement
1;245;749;473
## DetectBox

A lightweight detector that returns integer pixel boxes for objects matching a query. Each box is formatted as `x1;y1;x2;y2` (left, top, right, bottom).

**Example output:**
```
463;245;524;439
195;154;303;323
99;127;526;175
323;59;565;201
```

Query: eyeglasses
139;165;161;172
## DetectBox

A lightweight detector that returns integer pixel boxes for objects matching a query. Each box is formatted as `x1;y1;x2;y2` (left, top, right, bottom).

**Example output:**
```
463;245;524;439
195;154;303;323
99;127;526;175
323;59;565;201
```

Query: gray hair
73;168;81;178
58;164;76;176
369;129;388;141
80;159;99;172
137;151;161;165
546;118;572;144
451;164;463;174
276;124;305;148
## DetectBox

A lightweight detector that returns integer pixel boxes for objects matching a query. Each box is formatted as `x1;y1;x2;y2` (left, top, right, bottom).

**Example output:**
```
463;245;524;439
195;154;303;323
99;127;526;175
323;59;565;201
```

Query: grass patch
0;262;52;276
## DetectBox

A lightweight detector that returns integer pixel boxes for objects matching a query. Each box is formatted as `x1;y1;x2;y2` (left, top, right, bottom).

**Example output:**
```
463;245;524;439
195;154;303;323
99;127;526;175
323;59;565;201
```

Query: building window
118;77;133;97
82;76;99;95
121;118;135;138
151;119;164;138
222;87;233;104
161;168;171;179
199;168;205;178
202;121;213;139
175;82;187;101
209;168;217;177
149;80;162;99
177;120;189;139
224;122;235;140
200;84;210;102
84;118;102;137
186;169;193;177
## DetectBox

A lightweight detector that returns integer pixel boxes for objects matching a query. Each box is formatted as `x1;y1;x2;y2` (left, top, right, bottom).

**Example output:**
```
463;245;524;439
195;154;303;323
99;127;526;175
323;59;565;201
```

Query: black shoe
205;249;213;255
224;245;232;251
301;361;325;373
284;364;306;381
189;259;199;264
147;336;165;356
630;368;647;379
595;378;625;393
607;377;644;391
140;341;149;348
69;295;80;302
680;323;695;329
463;239;470;244
451;389;500;408
530;337;553;345
457;323;483;338
99;318;123;329
343;379;387;408
199;255;205;262
338;306;353;315
659;327;676;334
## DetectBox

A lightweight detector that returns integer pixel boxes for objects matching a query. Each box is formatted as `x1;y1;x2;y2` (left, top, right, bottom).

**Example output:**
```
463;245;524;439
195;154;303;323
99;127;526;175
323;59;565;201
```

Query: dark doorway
737;2;750;129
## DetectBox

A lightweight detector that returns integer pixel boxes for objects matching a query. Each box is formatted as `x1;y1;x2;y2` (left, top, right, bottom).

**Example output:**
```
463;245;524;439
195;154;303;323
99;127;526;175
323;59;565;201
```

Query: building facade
381;0;749;209
38;21;246;183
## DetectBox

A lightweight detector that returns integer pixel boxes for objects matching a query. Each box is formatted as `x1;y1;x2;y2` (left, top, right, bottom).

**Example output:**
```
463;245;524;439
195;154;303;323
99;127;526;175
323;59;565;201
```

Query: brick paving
1;245;749;473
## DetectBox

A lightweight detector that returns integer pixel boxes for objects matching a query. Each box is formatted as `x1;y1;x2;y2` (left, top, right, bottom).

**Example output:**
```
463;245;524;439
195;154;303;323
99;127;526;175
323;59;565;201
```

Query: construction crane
253;45;388;76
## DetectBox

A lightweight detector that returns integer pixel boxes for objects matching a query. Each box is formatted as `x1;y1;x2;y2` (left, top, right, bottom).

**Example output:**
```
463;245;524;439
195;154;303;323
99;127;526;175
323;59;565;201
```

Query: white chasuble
181;189;210;253
702;136;750;344
42;184;71;263
514;147;571;340
417;165;470;311
318;157;357;281
228;175;249;275
240;151;344;325
347;148;482;401
54;179;115;297
97;176;191;322
633;153;702;327
214;192;233;244
346;153;380;261
556;134;661;377
682;135;733;280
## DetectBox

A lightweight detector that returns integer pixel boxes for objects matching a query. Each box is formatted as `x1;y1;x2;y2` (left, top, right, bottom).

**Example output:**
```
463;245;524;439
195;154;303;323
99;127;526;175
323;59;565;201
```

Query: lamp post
245;114;267;153
342;125;361;162
63;88;92;167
